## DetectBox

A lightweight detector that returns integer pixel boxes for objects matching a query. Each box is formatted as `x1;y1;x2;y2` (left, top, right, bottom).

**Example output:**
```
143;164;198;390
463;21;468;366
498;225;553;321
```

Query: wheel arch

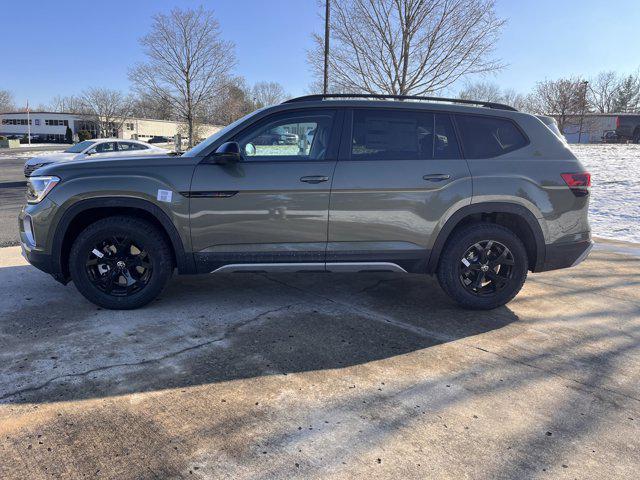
426;202;546;273
50;197;195;283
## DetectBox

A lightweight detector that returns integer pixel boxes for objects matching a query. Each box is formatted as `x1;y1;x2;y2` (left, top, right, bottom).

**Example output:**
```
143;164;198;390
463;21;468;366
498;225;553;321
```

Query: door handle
423;174;451;182
300;175;329;184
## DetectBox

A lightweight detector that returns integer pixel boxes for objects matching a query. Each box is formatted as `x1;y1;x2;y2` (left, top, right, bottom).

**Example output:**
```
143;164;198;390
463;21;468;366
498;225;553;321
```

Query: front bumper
539;240;593;272
18;203;67;282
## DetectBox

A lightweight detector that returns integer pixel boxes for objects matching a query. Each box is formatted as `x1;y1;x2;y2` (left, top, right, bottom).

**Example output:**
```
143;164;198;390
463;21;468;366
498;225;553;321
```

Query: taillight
561;173;591;197
616;116;620;129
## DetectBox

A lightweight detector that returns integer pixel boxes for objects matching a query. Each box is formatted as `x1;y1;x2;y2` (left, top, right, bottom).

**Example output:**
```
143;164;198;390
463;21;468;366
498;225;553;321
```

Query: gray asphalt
0;244;639;479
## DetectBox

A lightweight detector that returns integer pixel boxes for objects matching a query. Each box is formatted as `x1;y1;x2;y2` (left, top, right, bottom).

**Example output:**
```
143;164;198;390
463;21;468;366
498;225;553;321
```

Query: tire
436;223;528;310
633;130;640;144
69;216;173;310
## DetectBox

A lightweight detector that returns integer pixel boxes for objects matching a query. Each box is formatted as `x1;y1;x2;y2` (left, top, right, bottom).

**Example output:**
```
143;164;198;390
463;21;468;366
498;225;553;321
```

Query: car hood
24;152;78;166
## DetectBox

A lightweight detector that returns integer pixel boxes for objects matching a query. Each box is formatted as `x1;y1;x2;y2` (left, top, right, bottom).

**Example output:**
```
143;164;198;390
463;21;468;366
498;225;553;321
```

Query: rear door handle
423;174;451;182
300;175;329;184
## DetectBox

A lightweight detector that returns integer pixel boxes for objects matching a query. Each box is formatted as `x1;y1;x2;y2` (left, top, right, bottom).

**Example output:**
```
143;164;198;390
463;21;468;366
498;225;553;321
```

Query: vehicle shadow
0;266;519;405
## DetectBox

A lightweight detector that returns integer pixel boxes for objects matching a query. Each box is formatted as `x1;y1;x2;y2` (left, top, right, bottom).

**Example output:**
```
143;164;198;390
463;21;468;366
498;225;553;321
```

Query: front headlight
26;176;60;203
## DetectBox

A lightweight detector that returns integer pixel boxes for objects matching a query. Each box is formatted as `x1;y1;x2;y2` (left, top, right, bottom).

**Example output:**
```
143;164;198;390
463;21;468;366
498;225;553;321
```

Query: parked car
23;139;169;177
252;126;298;145
148;136;172;144
613;114;640;143
601;130;622;143
19;94;592;310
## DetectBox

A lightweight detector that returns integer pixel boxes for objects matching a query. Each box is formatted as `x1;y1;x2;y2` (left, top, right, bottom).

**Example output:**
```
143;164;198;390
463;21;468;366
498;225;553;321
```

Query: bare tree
206;78;254;125
252;81;288;107
79;87;134;138
458;81;503;103
527;77;588;132
48;94;85;113
0;89;15;113
587;71;621;113
129;6;236;146
131;93;174;120
458;81;528;110
308;0;505;95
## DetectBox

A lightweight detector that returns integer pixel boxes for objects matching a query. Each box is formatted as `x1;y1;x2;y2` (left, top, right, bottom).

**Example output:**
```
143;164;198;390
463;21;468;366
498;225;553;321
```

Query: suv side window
234;110;336;161
350;109;460;160
455;114;528;158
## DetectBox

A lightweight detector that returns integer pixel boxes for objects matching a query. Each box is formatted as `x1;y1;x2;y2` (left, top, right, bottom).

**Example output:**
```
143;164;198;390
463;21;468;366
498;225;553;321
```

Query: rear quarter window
455;114;528;159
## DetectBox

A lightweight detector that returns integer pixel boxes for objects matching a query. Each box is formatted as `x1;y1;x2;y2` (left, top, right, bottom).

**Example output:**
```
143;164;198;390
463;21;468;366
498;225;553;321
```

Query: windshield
182;108;267;157
64;140;96;153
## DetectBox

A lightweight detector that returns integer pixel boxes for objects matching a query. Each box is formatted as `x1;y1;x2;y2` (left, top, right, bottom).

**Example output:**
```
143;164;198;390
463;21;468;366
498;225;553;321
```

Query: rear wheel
436;223;528;310
633;129;640;144
69;216;173;309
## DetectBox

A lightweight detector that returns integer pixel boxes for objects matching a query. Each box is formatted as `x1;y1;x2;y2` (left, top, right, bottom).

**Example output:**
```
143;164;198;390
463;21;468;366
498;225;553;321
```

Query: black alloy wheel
85;235;153;296
458;240;514;296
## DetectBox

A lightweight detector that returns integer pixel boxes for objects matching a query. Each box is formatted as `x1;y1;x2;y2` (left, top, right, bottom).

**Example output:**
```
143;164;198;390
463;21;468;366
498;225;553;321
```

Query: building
0;111;221;143
559;113;640;143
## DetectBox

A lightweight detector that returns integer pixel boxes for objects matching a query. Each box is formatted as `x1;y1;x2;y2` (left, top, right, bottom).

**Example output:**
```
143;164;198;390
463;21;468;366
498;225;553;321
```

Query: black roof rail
283;93;518;111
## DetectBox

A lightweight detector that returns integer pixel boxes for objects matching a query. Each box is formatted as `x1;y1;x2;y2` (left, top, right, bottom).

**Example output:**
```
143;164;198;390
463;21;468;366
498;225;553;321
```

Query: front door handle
300;175;329;184
423;174;451;182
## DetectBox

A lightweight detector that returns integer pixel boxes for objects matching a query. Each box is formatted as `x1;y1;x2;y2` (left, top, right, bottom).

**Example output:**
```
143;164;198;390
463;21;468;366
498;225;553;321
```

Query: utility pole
578;80;588;144
26;99;31;146
323;0;330;95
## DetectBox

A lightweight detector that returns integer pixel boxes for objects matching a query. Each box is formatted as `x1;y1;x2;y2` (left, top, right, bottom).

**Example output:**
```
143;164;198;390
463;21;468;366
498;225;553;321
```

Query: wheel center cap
480;264;489;272
116;260;126;270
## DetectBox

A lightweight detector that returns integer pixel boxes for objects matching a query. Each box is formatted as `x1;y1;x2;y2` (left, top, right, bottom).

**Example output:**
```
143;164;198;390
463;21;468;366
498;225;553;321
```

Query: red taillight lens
561;172;591;196
616;116;620;129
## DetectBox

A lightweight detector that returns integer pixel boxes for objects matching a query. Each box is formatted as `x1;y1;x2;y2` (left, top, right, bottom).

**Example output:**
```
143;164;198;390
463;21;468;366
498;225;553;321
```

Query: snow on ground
0;149;63;160
572;144;640;244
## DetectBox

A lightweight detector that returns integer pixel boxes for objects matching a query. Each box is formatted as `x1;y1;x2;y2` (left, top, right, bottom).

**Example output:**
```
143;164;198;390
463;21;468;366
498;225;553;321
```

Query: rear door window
350;109;460;160
454;115;528;158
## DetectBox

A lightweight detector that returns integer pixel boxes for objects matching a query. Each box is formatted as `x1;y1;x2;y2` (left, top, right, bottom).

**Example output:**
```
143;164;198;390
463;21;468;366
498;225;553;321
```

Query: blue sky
3;0;640;107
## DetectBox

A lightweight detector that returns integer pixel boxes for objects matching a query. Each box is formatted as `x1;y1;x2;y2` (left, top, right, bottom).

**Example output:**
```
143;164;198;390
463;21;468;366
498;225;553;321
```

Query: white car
23;138;169;177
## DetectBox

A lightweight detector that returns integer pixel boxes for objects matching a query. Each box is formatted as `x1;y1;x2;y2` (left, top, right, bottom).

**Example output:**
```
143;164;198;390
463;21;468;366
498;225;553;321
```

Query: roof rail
283;93;518;111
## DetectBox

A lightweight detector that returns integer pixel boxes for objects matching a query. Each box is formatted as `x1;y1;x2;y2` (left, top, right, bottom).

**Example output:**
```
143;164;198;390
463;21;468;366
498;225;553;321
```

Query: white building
0;111;221;143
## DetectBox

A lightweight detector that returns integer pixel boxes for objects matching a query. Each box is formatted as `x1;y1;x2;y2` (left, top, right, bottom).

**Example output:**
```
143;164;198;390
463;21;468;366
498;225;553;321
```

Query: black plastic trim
180;191;238;198
539;240;592;272
426;202;546;273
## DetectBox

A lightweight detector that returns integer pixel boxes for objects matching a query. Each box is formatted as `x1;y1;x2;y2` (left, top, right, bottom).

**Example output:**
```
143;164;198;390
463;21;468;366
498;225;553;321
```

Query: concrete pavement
0;244;639;479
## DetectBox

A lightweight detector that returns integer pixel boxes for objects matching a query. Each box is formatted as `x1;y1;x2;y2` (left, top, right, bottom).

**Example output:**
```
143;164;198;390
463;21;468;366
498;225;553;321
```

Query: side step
211;262;407;274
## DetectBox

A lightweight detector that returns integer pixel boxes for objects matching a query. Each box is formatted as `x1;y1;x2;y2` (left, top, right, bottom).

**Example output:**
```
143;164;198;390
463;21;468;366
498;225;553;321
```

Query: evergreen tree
612;75;640;113
65;126;73;143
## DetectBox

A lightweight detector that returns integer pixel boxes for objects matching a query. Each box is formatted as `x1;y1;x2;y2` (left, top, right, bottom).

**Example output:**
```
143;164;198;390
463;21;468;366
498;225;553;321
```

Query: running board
210;262;407;274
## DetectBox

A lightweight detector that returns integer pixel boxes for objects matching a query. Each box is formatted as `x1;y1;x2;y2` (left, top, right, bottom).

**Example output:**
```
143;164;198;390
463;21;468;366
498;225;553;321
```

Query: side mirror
85;148;96;156
212;142;241;164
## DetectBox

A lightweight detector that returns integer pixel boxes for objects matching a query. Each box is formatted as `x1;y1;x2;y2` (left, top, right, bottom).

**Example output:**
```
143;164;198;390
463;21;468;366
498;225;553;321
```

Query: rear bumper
539;240;593;272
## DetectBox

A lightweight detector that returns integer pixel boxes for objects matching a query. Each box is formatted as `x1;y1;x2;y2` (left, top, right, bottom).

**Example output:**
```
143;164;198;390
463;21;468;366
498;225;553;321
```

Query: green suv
19;94;592;310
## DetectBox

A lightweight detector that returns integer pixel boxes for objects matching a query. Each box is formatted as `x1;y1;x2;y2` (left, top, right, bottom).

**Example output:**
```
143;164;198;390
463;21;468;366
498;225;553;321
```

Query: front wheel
69;216;173;309
436;223;528;310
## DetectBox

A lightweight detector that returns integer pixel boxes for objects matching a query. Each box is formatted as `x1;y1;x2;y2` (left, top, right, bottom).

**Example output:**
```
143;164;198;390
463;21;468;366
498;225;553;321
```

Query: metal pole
323;0;330;94
578;80;588;144
26;100;31;146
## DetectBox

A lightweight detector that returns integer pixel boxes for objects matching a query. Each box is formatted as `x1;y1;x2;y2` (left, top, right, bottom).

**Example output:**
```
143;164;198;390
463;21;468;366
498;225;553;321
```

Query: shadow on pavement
0;265;518;405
